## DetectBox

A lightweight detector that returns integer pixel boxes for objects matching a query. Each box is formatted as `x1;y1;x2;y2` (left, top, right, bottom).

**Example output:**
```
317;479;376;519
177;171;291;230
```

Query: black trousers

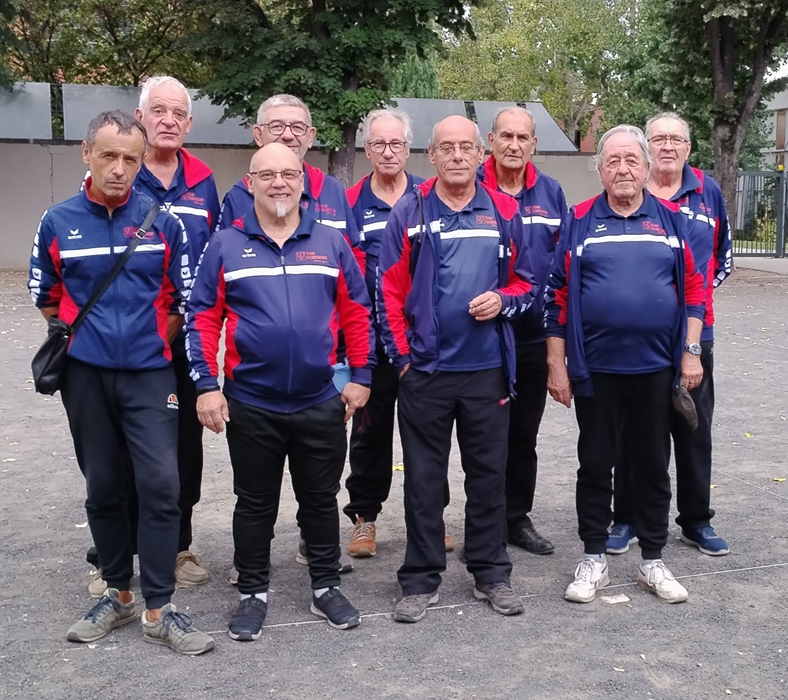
344;352;450;523
505;342;548;531
227;394;347;593
574;369;673;560
61;359;180;609
172;351;204;552
397;368;512;594
614;342;716;530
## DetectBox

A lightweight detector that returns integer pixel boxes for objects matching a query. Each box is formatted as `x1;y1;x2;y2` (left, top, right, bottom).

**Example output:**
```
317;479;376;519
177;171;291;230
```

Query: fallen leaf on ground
744;432;753;438
773;478;786;483
640;654;646;660
2;458;16;463
710;485;718;489
392;464;404;471
75;522;88;528
613;667;624;672
600;593;630;605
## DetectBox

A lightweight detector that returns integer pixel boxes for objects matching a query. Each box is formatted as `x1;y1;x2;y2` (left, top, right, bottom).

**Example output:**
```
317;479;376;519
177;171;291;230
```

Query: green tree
602;0;788;216
437;0;629;141
0;0;18;87
388;50;439;99
191;0;477;184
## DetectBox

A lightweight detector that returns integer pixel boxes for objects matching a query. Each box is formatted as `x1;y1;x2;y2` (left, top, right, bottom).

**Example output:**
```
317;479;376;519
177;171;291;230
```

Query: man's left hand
341;382;371;424
681;354;703;391
469;292;502;321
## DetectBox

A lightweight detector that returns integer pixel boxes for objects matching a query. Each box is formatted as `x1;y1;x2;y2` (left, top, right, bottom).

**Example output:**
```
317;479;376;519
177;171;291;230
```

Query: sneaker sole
473;588;525;615
66;612;136;643
392;593;440;623
637;580;688;603
564;572;610;603
142;634;216;655
606;537;637;555
297;552;355;574
228;627;263;641
309;603;361;630
679;532;730;556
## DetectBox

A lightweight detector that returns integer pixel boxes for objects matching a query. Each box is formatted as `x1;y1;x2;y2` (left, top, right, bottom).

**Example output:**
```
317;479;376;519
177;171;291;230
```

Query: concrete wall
0;142;600;269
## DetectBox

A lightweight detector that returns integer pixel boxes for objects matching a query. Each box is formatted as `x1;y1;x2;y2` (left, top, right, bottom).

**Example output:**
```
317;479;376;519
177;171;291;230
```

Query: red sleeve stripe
335;267;372;368
154;237;175;361
380;230;413;357
193;266;226;376
497;238;532;297
556;250;571;325
683;246;705;306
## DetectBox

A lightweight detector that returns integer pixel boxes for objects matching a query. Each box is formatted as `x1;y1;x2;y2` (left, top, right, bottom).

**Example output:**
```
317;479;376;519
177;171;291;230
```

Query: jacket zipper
108;213;124;368
280;251;295;412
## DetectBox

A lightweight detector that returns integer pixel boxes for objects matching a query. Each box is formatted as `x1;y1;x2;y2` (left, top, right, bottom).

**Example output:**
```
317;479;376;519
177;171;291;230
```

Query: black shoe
508;523;555;554
310;588;360;630
228;596;268;641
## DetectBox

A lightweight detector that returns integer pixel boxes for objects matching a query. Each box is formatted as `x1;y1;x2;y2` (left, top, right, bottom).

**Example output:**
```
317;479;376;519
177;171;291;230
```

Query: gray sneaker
393;591;439;623
142;603;215;656
67;588;136;643
474;582;525;615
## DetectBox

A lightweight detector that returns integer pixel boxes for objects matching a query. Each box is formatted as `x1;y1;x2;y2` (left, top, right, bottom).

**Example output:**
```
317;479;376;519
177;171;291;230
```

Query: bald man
186;143;376;639
377;116;538;622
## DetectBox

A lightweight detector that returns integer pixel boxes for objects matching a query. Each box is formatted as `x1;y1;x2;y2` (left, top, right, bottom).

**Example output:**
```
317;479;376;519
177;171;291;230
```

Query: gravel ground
0;267;787;700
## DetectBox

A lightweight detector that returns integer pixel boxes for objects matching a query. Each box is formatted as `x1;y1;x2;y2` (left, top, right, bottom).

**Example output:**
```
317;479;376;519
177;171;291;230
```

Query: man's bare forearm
547;336;567;368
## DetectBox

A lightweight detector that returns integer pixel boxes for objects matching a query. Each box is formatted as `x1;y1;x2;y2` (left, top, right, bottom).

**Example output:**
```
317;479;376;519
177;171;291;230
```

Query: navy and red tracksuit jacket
544;191;705;396
186;209;376;414
477;157;567;345
216;161;364;270
671;164;732;342
345;172;424;329
135;148;220;353
28;185;190;369
376;178;538;393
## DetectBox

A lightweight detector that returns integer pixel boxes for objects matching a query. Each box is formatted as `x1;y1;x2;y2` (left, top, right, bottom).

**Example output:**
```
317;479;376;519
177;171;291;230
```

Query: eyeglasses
260;121;310;137
368;140;407;154
434;141;480;155
248;169;303;182
648;135;689;147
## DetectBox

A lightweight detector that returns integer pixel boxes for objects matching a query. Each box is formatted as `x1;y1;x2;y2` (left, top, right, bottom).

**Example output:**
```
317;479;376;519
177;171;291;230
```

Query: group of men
27;74;731;655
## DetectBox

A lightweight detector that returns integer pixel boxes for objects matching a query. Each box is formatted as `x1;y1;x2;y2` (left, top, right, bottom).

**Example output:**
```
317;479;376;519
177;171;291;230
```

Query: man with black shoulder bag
28;110;214;655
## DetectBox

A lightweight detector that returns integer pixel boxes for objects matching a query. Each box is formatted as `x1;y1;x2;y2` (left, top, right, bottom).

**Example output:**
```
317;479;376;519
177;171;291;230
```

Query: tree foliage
8;0;210;86
0;0;18;87
387;50;439;100
190;0;477;183
437;0;630;140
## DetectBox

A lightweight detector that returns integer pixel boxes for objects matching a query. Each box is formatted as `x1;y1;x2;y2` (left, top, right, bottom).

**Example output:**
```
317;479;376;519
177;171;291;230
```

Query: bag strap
70;202;160;333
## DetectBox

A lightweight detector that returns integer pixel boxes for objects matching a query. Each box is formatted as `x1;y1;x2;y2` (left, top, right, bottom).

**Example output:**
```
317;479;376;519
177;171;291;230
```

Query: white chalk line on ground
199;561;788;634
716;468;788;502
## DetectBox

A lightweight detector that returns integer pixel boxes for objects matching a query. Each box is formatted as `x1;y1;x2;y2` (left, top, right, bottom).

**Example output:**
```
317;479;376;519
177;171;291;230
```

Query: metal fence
732;170;786;257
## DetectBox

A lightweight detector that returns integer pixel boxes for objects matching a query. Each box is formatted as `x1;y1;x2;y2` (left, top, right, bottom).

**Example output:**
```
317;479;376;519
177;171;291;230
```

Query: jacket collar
81;177;134;217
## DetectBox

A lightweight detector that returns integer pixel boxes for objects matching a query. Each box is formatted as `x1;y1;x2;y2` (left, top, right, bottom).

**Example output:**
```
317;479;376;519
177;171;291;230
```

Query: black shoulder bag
31;202;160;395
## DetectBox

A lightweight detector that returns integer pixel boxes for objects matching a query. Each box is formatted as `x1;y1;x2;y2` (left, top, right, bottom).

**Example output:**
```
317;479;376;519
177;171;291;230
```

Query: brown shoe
175;551;209;586
348;518;376;558
444;534;456;552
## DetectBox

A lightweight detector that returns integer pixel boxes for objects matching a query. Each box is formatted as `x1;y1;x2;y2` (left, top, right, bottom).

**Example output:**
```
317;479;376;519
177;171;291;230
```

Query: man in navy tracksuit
610;112;732;557
29;111;213;655
477;106;567;555
378;116;537;623
187;143;376;640
134;76;221;585
342;107;436;557
544;125;705;606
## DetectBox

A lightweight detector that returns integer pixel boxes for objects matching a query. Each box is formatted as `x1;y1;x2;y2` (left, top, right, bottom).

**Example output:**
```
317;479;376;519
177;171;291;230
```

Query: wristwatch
684;343;702;356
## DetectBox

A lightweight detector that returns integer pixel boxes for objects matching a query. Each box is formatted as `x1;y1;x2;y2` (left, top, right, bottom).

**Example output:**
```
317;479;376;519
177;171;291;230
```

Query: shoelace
698;526;718;540
487;582;514;595
351;521;375;542
610;524;631;538
163;610;196;637
644;560;675;586
84;595;118;622
574;559;600;584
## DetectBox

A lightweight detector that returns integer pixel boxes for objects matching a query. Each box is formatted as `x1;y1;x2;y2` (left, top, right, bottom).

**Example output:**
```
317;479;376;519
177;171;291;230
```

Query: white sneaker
638;560;688;603
565;557;610;603
88;569;108;599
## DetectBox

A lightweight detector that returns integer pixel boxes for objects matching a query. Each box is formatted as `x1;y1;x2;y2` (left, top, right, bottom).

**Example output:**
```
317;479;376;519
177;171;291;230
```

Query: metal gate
732;169;786;257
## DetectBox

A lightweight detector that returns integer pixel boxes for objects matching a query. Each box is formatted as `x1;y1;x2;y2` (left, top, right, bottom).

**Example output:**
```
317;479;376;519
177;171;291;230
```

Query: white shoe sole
393;592;439;622
228;627;263;641
564;572;610;603
606;537;637;555
679;532;729;556
142;634;216;655
310;603;361;630
473;588;525;615
638;579;688;603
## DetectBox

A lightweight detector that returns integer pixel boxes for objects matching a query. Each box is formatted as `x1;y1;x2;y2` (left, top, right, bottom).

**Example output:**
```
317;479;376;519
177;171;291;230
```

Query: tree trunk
711;121;741;235
327;121;357;187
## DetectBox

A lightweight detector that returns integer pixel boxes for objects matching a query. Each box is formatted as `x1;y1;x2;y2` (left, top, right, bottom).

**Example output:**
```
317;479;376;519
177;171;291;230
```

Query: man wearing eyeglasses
342;107;438;558
608;112;732;558
477;106;567;557
216;94;361;267
187;143;376;640
378;115;538;623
